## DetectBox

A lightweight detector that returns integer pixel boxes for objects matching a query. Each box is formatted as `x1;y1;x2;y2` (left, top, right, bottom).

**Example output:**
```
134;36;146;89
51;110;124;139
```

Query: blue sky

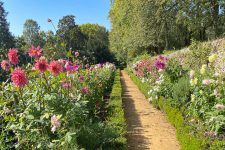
2;0;111;36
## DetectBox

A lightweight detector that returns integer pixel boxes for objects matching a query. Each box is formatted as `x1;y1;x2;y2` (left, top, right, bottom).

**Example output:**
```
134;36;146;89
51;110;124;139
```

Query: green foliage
188;40;212;69
172;76;191;107
56;15;85;55
165;58;188;82
80;24;112;63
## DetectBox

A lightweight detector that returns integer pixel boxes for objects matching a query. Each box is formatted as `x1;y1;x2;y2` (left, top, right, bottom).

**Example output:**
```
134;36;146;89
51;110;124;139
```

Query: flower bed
128;52;225;149
0;46;117;149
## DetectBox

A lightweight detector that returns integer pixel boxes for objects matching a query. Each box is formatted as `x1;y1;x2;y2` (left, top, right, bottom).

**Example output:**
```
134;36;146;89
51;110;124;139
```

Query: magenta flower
154;60;166;70
79;76;85;82
65;62;79;72
1;60;11;71
81;87;90;94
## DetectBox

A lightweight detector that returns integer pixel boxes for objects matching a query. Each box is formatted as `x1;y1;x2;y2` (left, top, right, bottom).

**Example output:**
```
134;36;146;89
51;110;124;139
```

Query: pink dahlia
85;64;90;69
1;60;11;71
202;79;211;85
35;57;48;73
8;48;19;65
75;51;79;57
65;62;79;73
27;45;42;58
60;80;72;89
154;60;166;70
81;87;90;94
79;76;85;82
11;68;28;87
51;115;61;133
48;61;63;75
215;104;225;110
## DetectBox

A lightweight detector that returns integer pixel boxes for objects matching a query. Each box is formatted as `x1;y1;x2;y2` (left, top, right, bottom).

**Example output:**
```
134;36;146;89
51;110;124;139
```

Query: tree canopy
109;0;225;63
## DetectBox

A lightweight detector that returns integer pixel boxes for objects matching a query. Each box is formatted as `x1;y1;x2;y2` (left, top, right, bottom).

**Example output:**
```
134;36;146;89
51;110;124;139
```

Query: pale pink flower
51;115;61;133
202;79;211;85
1;60;11;71
60;80;72;89
75;51;79;57
215;104;225;110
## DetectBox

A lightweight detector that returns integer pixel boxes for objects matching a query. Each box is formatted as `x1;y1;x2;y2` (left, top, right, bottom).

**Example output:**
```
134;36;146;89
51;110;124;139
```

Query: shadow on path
121;72;151;150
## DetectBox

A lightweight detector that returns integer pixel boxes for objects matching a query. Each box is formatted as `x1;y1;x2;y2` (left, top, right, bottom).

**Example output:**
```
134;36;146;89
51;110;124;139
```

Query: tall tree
56;15;84;53
22;19;40;46
80;24;111;63
0;1;14;58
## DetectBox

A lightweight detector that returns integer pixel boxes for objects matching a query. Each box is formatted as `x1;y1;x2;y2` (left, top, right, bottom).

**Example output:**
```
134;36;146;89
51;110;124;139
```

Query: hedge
104;70;127;149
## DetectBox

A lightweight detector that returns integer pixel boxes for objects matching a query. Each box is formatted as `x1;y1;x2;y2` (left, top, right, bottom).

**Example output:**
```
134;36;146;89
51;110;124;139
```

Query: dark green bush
172;76;191;107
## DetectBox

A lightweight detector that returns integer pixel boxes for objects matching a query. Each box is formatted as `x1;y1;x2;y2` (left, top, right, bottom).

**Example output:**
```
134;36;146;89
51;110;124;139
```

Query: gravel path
121;70;180;150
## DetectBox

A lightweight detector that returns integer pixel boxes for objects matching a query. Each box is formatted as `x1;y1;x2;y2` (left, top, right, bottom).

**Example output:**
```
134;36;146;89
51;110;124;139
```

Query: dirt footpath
121;70;180;150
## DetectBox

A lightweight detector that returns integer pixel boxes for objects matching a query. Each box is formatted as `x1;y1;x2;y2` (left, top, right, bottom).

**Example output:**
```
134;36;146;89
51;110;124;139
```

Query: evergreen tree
0;1;14;58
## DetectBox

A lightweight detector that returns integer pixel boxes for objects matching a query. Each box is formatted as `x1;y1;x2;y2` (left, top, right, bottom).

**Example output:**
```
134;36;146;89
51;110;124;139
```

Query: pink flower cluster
133;55;168;78
1;60;10;71
154;55;168;70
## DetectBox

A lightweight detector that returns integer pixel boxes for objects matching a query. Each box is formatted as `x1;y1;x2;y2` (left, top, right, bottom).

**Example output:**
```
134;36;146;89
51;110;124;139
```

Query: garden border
129;72;225;150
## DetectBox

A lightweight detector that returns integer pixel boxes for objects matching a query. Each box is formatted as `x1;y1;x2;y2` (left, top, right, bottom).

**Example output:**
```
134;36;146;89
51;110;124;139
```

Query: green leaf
27;115;34;120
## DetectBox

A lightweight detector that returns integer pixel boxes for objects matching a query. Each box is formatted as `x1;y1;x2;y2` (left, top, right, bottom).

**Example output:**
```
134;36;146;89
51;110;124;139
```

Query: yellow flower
208;54;218;63
200;64;207;75
190;78;198;86
199;90;203;95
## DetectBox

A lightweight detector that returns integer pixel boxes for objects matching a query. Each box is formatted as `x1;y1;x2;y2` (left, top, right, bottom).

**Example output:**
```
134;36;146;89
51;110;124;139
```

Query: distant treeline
109;0;225;63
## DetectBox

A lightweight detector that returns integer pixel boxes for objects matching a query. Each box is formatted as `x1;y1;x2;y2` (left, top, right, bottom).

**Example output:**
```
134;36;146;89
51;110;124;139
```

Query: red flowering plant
0;46;116;149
